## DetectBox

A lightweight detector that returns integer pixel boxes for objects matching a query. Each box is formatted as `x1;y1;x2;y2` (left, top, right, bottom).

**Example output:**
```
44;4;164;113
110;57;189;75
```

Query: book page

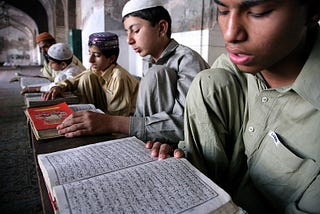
24;92;43;97
68;104;105;114
20;77;51;89
37;137;157;194
53;158;239;214
68;104;96;112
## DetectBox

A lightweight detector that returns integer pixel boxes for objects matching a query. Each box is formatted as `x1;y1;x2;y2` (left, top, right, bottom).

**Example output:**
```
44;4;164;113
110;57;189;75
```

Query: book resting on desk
25;102;73;140
37;136;240;214
25;102;104;140
20;76;51;89
24;91;79;108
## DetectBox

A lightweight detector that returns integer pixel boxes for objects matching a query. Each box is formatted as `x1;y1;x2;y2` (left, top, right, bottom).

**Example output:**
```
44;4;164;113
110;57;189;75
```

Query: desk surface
31;133;126;214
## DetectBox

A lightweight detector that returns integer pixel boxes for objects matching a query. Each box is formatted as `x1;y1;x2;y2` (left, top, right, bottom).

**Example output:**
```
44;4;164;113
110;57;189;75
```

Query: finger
42;92;51;100
173;149;185;158
158;144;172;160
57;113;82;129
150;142;161;157
57;121;85;135
64;128;86;138
51;90;59;100
145;141;154;149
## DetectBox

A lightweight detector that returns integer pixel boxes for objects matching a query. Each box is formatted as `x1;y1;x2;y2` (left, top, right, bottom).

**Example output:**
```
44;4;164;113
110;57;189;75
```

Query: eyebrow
125;23;140;32
89;51;102;55
214;0;270;7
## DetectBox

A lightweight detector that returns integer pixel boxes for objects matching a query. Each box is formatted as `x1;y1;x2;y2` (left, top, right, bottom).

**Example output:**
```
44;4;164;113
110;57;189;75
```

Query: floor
0;66;43;213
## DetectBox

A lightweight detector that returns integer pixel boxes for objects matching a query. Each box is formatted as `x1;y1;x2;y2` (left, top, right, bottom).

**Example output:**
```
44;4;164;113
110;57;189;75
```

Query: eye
89;52;101;57
248;9;273;18
217;6;229;16
131;26;140;34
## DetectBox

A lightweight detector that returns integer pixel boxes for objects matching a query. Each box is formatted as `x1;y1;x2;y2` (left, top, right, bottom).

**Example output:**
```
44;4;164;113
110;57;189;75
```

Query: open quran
37;137;240;214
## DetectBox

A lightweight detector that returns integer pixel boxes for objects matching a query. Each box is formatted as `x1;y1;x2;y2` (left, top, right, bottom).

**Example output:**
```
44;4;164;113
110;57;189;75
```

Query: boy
20;43;83;94
53;0;209;143
36;32;85;81
43;32;139;116
156;0;320;213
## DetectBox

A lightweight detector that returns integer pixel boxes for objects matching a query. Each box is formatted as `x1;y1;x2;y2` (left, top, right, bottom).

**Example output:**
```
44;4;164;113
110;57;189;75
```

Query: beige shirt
56;64;139;116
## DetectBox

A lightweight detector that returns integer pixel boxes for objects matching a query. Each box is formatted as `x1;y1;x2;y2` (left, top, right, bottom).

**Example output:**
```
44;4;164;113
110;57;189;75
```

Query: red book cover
26;102;73;131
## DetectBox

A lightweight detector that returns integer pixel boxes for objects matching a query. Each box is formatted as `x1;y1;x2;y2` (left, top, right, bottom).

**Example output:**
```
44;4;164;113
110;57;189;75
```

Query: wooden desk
31;133;125;214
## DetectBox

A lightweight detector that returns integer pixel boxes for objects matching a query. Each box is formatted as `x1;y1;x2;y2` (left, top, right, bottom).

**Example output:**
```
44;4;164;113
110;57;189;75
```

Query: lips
133;47;140;53
90;65;97;70
227;48;253;65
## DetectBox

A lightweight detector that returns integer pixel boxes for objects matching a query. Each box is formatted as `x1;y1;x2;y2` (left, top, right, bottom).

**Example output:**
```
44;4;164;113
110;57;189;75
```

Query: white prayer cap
47;43;73;61
122;0;163;18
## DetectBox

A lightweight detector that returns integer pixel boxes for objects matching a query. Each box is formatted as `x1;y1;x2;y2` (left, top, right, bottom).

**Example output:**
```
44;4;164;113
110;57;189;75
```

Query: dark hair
46;38;56;45
123;6;172;38
298;0;320;28
47;55;73;66
102;48;119;64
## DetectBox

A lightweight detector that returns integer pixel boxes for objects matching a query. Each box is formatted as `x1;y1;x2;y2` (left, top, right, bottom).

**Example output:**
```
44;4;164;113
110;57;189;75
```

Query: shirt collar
143;39;179;64
101;63;117;79
292;26;320;110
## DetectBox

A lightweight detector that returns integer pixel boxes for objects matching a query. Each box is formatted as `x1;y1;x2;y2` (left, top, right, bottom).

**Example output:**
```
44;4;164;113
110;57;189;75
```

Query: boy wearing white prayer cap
54;0;209;149
21;43;83;94
42;32;139;116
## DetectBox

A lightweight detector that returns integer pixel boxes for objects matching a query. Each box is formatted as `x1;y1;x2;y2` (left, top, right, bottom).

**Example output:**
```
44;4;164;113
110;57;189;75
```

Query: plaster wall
80;0;225;76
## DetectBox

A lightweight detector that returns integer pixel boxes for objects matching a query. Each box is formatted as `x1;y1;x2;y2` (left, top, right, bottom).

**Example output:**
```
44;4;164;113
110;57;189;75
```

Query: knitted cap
88;32;119;50
47;43;73;61
122;0;163;18
36;32;55;43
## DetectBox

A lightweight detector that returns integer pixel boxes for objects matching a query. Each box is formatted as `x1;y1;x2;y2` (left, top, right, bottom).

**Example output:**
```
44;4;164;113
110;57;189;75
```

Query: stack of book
25;102;103;140
24;91;79;108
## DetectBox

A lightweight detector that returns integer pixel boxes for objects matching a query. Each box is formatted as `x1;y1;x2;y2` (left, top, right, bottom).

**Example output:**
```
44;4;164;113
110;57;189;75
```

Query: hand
57;111;112;138
41;86;62;100
145;141;185;160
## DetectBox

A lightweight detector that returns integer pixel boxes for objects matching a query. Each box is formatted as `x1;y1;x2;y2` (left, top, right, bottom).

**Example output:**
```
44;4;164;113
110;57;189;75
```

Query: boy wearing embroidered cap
54;0;209;146
43;32;139;116
36;32;85;81
20;43;83;94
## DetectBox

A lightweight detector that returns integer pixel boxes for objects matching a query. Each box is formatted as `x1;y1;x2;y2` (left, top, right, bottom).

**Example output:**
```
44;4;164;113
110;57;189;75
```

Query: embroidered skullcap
88;32;119;51
122;0;163;18
36;32;55;43
47;43;73;61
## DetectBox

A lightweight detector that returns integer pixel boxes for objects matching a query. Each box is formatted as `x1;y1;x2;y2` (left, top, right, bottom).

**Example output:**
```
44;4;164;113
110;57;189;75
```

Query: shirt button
248;126;255;132
261;97;268;103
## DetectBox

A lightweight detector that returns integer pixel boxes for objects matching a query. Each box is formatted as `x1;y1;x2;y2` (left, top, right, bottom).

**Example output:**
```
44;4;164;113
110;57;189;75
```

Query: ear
60;61;68;70
306;2;320;27
158;20;169;37
109;55;117;64
307;14;320;28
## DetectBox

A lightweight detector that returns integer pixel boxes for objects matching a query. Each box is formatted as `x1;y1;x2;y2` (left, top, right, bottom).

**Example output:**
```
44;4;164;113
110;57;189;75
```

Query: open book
37;137;240;214
20;76;52;89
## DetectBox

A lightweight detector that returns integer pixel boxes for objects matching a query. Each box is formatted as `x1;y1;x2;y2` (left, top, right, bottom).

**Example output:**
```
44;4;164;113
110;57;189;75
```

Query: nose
126;32;134;45
89;54;94;63
223;13;247;43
